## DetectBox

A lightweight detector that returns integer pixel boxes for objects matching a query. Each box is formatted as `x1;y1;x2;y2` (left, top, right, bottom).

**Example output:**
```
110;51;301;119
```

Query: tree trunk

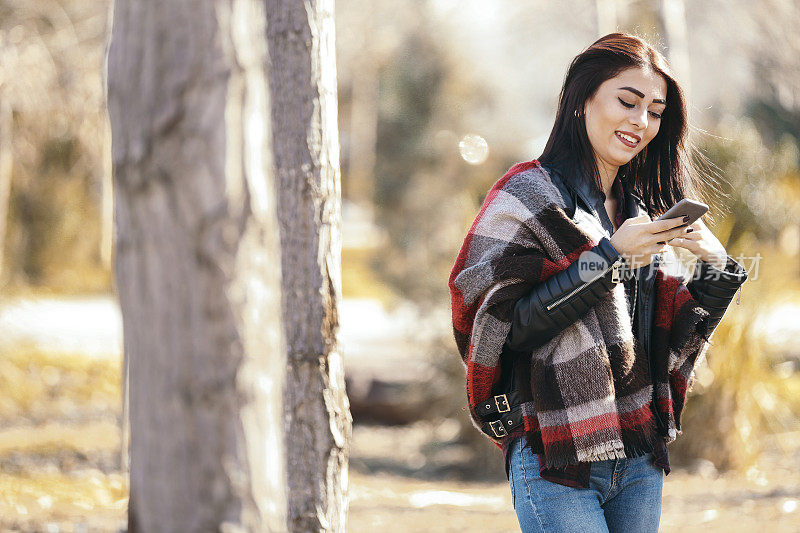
108;1;288;530
595;0;617;36
101;109;114;272
0;95;12;284
265;1;350;531
658;0;692;99
347;50;378;206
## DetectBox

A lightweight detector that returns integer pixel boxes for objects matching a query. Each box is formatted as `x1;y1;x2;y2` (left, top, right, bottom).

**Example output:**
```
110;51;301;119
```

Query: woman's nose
630;107;648;129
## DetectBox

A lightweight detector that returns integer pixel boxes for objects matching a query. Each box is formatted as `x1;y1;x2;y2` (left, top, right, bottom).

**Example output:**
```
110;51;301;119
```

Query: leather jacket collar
545;161;642;236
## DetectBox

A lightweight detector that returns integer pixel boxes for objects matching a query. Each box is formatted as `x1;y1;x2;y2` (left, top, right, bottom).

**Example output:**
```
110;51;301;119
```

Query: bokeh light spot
458;134;489;165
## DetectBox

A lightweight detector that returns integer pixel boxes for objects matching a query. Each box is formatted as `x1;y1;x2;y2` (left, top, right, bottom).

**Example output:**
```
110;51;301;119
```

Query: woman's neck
596;159;619;199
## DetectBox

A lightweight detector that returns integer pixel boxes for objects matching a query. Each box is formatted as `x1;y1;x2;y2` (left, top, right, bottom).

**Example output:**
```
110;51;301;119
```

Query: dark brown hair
539;32;710;218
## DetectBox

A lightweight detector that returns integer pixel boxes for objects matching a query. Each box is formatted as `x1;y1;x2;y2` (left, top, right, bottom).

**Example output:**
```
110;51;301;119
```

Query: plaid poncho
449;160;711;469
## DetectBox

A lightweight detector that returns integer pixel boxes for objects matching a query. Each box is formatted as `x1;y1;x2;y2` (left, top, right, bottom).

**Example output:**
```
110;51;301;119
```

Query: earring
574;108;582;118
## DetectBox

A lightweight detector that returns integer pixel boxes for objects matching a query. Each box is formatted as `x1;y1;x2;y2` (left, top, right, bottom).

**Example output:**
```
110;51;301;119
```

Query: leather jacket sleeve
687;255;748;340
504;236;625;352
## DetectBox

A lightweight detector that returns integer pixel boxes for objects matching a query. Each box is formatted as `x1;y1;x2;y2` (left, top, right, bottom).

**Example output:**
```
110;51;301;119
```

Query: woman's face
582;66;668;176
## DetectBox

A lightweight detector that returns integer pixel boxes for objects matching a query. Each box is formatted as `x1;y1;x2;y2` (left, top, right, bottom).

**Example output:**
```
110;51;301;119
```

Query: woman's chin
607;155;634;167
610;150;639;166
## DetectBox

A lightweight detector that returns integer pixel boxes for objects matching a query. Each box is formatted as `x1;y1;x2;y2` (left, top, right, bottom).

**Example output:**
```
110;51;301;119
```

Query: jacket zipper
545;256;625;311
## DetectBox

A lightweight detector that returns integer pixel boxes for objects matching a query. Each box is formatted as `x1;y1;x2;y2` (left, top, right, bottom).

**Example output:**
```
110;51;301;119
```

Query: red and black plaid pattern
449;160;711;470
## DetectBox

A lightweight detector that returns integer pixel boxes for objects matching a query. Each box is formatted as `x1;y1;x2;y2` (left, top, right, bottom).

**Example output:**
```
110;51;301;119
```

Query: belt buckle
612;259;624;284
489;420;508;438
494;393;510;413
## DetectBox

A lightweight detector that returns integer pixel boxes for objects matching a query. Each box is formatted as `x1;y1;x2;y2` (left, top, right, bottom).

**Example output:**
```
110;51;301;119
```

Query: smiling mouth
615;131;639;148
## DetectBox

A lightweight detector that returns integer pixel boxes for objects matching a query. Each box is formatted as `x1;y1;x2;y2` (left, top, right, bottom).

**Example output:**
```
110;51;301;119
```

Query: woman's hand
609;214;692;269
666;218;728;269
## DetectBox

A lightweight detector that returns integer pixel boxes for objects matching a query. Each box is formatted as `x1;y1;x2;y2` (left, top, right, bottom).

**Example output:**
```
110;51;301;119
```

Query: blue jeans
507;436;663;532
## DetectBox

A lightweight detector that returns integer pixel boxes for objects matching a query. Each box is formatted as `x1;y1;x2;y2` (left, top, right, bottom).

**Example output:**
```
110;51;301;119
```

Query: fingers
652;216;689;232
645;247;666;257
621;214;651;228
681;221;701;233
627;249;664;268
676;229;700;240
649;225;692;245
668;234;700;251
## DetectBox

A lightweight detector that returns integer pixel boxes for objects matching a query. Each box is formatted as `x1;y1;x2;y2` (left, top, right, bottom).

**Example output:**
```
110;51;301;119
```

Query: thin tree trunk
107;0;288;530
101;109;113;271
659;0;692;99
265;1;351;531
0;95;13;284
596;0;617;36
347;54;378;206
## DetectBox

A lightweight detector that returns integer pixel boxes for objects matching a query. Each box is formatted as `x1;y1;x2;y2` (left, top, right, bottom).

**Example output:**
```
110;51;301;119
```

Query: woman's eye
618;97;663;119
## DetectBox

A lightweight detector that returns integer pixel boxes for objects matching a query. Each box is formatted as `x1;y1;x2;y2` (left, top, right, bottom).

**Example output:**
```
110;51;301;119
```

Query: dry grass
671;242;800;470
0;342;121;424
0;470;127;531
342;247;403;307
0;344;125;531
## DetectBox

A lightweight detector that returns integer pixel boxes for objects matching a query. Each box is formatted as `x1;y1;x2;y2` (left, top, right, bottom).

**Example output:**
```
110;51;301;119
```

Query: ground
1;405;799;531
1;296;798;531
346;423;800;532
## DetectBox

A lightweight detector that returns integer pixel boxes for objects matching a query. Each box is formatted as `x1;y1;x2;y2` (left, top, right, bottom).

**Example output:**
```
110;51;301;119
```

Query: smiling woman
538;32;706;220
449;31;750;533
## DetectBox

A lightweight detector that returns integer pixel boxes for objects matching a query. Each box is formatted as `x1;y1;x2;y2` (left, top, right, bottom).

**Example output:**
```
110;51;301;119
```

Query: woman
448;33;748;532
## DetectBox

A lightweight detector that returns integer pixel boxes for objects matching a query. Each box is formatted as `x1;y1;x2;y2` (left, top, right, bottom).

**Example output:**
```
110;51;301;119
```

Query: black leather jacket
504;162;748;369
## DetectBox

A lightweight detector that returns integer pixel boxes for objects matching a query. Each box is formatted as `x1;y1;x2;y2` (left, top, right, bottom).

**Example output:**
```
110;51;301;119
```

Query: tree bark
0;96;12;285
108;0;288;530
265;1;350;531
101;109;114;272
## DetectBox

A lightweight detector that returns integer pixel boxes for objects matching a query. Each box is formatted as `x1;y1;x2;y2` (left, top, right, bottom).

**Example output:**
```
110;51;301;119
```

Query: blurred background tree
0;0;112;294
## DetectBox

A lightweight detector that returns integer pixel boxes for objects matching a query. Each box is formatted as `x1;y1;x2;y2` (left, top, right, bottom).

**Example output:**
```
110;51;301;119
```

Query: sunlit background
0;0;799;531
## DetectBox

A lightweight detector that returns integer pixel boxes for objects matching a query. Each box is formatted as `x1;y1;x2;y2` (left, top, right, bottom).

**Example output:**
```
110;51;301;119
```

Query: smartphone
654;198;709;244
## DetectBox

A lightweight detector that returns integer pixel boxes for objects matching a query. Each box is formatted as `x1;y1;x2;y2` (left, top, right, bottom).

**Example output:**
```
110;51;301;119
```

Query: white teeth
616;132;638;144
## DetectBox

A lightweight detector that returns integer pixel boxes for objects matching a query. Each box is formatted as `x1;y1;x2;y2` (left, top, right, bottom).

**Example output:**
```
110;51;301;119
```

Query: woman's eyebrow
618;86;666;105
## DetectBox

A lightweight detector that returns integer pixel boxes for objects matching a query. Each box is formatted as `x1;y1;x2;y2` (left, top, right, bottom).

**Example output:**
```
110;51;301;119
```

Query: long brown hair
539;32;712;218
